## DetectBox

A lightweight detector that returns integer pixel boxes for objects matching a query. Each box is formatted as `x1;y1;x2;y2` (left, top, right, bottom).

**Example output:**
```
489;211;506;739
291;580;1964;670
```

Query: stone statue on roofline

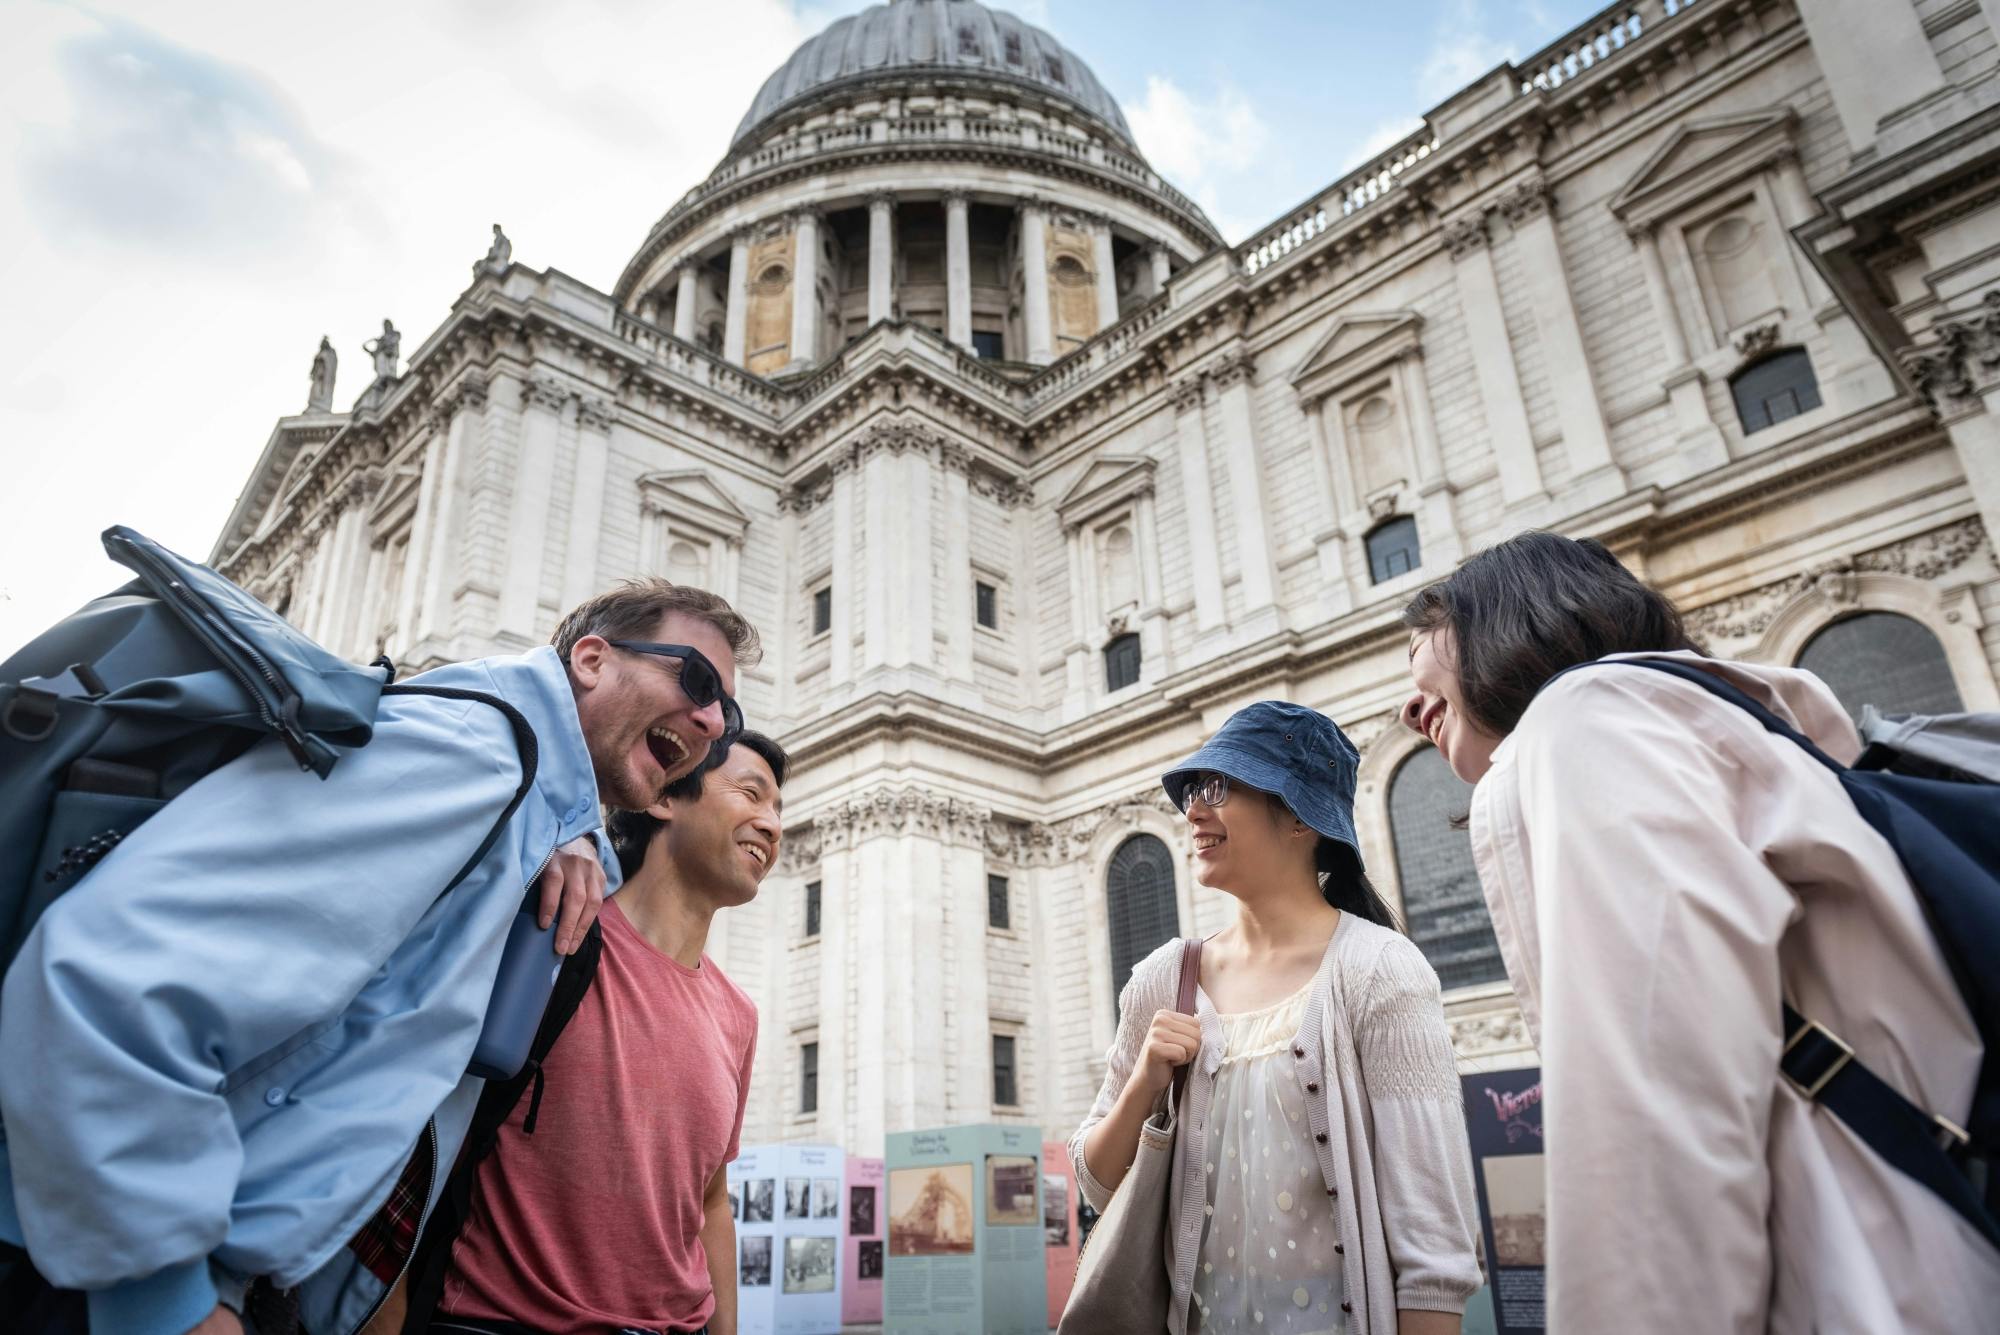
307;335;337;412
364;319;401;383
476;223;512;278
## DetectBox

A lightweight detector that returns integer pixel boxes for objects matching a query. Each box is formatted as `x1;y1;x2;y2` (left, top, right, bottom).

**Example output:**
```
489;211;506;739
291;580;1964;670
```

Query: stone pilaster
944;192;972;350
723;228;751;366
1443;211;1545;509
869;195;896;328
1020;201;1054;365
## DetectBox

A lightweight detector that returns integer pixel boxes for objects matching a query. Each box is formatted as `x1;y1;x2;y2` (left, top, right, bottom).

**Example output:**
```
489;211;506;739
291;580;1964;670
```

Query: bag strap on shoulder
1171;937;1203;1108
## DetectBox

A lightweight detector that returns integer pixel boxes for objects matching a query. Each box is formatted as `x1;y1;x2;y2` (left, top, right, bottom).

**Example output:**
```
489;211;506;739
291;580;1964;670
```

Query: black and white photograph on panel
785;1176;811;1220
783;1235;837;1294
743;1178;774;1224
739;1235;772;1288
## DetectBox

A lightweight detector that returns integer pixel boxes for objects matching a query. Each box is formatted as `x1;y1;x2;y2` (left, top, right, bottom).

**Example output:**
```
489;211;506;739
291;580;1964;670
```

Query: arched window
1107;834;1178;1012
1365;515;1421;584
1731;349;1821;434
1104;632;1142;692
1053;254;1092;287
1796;611;1964;723
1388;747;1505;991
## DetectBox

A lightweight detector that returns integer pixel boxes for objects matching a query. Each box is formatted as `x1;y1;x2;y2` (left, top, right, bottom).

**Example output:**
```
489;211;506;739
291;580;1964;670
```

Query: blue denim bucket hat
1161;700;1364;867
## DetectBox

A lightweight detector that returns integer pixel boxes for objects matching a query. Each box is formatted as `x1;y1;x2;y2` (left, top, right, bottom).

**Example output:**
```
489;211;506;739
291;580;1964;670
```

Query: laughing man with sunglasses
0;580;758;1335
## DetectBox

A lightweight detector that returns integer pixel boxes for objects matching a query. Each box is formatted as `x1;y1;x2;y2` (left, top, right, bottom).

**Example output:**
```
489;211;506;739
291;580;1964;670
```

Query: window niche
1731;348;1822;434
1289;310;1459;606
1054;455;1165;702
636;471;750;604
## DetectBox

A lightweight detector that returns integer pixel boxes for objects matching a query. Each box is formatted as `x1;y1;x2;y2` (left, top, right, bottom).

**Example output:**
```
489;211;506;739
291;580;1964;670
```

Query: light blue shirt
0;646;617;1335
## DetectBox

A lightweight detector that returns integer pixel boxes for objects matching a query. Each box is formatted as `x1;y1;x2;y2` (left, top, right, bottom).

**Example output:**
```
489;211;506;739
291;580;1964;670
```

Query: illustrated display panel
730;1142;846;1335
1039;1141;1079;1328
884;1124;1047;1335
843;1156;886;1327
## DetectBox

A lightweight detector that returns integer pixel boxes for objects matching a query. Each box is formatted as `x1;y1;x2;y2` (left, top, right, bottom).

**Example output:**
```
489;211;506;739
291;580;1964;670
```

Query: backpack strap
380;684;539;898
398;918;603;1331
1559;657;2000;1250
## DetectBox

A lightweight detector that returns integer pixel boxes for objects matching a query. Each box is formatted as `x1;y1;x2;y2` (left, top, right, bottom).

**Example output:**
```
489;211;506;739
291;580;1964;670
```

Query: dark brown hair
606;730;790;879
1400;530;1698;736
552;578;762;669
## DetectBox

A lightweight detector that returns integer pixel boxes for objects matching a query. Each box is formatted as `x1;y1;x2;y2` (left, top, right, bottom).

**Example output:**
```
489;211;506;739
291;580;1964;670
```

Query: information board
1461;1068;1546;1335
843;1155;885;1327
883;1123;1048;1335
729;1142;845;1335
1039;1140;1078;1327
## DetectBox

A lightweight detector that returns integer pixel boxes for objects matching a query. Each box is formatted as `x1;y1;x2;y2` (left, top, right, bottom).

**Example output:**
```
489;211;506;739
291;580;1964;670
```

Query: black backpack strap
380;684;538;897
1558;658;2000;1249
399;919;602;1331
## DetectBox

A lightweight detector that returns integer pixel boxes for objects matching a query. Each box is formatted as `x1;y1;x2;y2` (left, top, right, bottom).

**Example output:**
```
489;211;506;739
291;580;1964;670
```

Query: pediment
1289;310;1423;403
636;469;750;540
1056;454;1156;530
1611;108;1798;226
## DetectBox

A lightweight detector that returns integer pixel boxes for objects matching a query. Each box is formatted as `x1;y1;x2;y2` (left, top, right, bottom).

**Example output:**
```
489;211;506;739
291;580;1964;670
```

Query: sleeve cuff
88;1259;218;1335
1395;1283;1474;1315
1071;1139;1115;1212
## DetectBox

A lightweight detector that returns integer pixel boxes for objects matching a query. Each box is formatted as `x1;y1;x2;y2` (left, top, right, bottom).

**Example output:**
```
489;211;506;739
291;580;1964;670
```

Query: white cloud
1416;0;1521;105
0;0;813;648
1125;74;1271;243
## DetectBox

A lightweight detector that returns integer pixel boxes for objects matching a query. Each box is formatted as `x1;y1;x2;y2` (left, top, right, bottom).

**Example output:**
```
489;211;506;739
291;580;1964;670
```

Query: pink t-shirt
442;897;758;1333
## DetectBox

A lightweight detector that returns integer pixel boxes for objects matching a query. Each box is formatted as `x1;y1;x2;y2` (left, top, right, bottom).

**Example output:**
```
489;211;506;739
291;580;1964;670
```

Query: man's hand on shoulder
186;1305;243;1335
538;835;606;955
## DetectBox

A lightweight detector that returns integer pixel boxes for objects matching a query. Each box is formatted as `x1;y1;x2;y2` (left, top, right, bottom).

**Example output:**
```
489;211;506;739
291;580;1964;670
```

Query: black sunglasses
605;641;745;751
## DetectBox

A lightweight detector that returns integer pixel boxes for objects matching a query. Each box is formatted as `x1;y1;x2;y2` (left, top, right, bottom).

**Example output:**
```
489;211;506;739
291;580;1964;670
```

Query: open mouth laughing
644;724;690;775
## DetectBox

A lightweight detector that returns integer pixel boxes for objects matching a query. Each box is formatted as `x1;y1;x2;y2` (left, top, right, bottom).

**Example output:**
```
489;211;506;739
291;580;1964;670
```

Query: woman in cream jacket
1400;530;2000;1333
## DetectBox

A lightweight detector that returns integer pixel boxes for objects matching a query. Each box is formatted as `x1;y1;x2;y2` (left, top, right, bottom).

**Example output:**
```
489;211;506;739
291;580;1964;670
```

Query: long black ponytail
1314;838;1403;931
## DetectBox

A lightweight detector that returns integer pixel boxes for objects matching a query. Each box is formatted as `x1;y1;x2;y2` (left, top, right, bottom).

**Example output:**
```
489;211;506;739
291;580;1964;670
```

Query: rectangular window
812;586;832;636
805;880;821;938
992;1034;1018;1107
987;873;1010;930
1104;632;1142;693
971;330;1006;360
975;580;998;630
801;1041;819;1114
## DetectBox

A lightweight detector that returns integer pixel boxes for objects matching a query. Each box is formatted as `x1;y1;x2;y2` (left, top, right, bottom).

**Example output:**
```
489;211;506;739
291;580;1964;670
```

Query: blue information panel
729;1142;845;1335
1461;1068;1546;1335
884;1123;1048;1335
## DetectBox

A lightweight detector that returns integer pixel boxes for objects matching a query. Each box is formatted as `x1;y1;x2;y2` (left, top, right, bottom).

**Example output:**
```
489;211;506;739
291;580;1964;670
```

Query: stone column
672;262;699;342
393;427;446;657
1302;402;1354;620
415;380;484;654
1443;214;1545;509
1905;310;2000;555
498;377;568;644
868;195;896;327
1020;201;1054;365
862;443;899;674
1501;182;1621;497
830;456;858;686
811;829;853;1151
723;228;751;366
560;398;614;609
1396;353;1464;570
1150;245;1172;294
325;489;376;655
943;453;975;679
898;443;936;670
1132;486;1169;677
1170;376;1226;634
944;192;973;350
790;209;820;367
1090;216;1119;332
1629;224;1729;469
942;808;993;1122
1210;351;1278;621
1792;0;1945;153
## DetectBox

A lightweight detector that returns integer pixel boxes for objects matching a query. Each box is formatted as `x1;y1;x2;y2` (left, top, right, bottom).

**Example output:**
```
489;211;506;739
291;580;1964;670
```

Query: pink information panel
842;1155;885;1326
1042;1141;1079;1327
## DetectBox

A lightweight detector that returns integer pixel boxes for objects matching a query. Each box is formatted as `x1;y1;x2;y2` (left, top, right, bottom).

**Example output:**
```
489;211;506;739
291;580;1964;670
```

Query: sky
0;0;1612;651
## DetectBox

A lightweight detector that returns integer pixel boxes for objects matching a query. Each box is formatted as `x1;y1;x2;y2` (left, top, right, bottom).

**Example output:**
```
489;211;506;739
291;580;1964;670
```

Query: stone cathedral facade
213;0;2000;1157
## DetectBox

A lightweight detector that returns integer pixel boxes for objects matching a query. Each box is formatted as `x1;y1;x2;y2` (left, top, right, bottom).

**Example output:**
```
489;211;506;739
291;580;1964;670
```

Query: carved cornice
577;395;617;431
1169;375;1206;415
778;476;834;515
1682;517;1990;645
1733;322;1781;360
1496;178;1554;226
1448;1008;1532;1056
1440;214;1489;259
775;820;823;877
984;786;1181;867
1900;290;2000;415
815;787;993;849
523;375;573;412
1207;348;1256;390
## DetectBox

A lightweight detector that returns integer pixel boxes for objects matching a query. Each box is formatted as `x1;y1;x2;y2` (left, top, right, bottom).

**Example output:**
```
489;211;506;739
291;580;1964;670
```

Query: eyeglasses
1176;772;1231;813
605;640;745;751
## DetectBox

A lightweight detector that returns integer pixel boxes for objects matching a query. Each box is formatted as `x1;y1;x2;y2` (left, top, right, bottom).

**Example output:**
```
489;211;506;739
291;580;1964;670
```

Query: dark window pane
1107;834;1178;1013
1797;611;1964;725
987;873;1011;929
1104;633;1142;692
805;881;821;938
1389;748;1506;991
992;1034;1018;1106
971;330;1006;360
802;1041;819;1114
1365;516;1421;585
812;586;832;636
1731;348;1821;435
976;581;998;629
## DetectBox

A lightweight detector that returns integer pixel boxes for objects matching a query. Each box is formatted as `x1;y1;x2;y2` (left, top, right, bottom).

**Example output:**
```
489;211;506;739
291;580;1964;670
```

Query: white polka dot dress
1190;982;1345;1334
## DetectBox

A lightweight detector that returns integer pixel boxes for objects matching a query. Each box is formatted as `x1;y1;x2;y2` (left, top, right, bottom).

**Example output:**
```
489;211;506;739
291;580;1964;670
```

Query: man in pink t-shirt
433;732;785;1335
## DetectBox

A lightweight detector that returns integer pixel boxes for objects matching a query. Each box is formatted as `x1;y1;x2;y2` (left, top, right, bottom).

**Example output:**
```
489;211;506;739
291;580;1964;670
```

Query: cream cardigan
1069;916;1482;1335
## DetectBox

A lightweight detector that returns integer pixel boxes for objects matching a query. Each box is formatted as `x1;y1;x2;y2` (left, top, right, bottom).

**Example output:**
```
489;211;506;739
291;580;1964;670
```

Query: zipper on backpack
345;1118;439;1335
109;534;330;773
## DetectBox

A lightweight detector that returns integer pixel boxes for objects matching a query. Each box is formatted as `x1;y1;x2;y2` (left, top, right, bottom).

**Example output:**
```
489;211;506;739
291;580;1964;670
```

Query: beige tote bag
1057;937;1203;1335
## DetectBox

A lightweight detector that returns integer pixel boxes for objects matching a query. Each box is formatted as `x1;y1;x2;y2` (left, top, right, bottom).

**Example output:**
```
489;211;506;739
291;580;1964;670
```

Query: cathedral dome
732;0;1134;152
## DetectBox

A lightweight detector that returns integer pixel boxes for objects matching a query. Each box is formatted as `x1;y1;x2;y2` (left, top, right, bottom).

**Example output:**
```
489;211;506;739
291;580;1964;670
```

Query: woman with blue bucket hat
1066;701;1479;1335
